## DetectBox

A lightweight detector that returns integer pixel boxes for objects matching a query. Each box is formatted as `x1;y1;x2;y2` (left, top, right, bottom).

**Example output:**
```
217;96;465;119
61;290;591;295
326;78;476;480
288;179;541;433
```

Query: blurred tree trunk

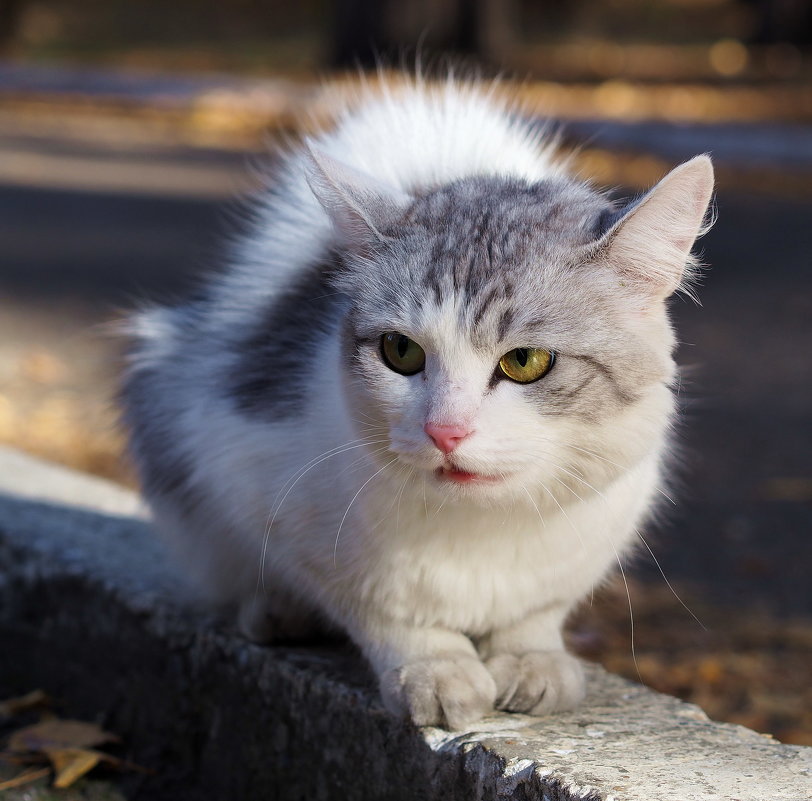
329;0;386;68
745;0;812;45
328;0;516;69
0;0;24;51
477;0;515;62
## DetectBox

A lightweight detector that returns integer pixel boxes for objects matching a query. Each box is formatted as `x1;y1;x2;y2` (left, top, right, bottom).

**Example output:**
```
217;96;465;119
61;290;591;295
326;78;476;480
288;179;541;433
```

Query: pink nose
424;422;472;454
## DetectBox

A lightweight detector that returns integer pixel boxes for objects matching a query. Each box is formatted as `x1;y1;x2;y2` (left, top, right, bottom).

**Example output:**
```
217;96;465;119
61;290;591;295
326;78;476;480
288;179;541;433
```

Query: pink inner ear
304;145;412;254
672;180;714;253
605;155;714;299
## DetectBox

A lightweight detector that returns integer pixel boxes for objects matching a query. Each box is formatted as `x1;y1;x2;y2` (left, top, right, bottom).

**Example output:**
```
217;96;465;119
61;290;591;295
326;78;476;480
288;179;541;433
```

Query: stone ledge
0;446;147;519
0;447;809;801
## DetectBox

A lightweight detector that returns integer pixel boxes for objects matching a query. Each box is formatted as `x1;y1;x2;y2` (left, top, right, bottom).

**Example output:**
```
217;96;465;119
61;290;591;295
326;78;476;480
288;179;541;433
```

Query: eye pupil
381;332;426;376
498;347;555;384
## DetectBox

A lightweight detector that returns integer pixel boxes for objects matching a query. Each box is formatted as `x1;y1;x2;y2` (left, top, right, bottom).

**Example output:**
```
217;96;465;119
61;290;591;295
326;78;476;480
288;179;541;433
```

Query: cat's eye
498;348;555;384
381;333;426;375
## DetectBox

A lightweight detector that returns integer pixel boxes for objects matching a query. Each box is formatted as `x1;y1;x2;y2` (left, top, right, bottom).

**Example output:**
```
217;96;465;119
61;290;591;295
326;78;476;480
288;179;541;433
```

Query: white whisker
366;462;413;531
334;445;393;481
521;485;546;530
395;466;414;535
334;456;399;567
546;473;641;681
559;440;676;506
539;481;585;556
531;448;608;501
635;528;706;630
258;437;389;593
615;547;642;683
432;495;449;518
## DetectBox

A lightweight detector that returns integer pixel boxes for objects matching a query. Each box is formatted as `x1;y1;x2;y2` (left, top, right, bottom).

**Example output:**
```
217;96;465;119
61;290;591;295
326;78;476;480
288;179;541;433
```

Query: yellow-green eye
381;333;426;375
498;348;555;383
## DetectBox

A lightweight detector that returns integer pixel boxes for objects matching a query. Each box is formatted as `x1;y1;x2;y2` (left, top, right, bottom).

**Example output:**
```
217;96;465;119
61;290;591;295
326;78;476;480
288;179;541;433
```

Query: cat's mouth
435;464;506;484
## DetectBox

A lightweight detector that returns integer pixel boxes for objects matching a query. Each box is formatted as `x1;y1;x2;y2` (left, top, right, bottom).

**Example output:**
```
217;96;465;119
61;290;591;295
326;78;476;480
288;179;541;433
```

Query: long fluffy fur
120;77;713;730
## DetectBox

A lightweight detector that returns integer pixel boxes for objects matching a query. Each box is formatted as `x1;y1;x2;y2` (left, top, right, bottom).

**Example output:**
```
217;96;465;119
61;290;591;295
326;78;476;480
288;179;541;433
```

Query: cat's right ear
597;155;715;301
304;145;412;253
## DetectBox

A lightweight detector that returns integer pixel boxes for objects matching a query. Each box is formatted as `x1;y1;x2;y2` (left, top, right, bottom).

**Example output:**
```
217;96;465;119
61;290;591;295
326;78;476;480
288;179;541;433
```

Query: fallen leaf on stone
0;766;51;791
0;751;48;766
8;719;119;753
46;747;102;788
2;739;147;789
0;689;50;719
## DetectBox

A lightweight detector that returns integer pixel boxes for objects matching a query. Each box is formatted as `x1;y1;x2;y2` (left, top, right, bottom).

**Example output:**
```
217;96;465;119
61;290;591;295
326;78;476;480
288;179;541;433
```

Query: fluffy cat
120;79;714;730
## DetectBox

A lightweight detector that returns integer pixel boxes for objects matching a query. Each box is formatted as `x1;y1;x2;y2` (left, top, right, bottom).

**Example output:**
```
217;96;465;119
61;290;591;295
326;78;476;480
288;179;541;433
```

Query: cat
120;78;714;730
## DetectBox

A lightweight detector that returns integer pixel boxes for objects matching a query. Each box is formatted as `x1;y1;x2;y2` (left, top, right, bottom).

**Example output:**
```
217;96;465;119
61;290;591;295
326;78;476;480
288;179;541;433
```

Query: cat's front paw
485;650;585;715
380;655;497;730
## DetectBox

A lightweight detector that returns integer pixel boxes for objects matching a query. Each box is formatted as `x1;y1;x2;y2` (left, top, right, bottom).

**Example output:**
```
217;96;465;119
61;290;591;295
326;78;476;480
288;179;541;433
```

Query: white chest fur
264;450;658;637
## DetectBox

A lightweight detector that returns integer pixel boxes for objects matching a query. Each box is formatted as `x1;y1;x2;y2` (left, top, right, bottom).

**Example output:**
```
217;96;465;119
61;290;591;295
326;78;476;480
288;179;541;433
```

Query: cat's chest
352;498;616;634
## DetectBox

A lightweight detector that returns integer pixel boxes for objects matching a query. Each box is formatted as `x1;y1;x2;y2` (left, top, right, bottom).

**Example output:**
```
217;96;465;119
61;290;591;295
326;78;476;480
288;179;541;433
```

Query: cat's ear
304;145;412;252
599;155;714;299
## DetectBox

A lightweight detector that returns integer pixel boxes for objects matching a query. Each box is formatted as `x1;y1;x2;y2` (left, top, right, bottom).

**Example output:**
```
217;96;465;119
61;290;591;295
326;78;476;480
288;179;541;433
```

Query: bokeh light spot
709;38;749;77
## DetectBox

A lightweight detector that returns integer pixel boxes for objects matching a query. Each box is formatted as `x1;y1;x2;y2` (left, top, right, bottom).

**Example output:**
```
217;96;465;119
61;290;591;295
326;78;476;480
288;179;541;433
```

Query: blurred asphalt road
0;125;809;620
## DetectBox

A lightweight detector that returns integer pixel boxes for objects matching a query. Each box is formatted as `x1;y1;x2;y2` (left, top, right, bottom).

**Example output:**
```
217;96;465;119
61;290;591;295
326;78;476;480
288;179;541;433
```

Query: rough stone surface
0;447;810;801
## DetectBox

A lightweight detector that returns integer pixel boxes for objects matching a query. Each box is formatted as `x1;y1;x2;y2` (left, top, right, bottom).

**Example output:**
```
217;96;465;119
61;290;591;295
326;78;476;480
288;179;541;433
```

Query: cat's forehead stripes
224;175;660;426
390;176;615;347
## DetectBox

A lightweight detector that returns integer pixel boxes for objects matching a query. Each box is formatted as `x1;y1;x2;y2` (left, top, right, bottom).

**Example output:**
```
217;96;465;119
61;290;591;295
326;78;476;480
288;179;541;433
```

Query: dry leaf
8;719;118;753
46;747;102;789
0;689;50;718
0;766;51;791
0;751;49;766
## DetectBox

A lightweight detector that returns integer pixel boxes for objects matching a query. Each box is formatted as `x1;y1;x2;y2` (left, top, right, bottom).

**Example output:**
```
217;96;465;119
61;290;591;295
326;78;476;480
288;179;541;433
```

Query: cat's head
306;147;714;505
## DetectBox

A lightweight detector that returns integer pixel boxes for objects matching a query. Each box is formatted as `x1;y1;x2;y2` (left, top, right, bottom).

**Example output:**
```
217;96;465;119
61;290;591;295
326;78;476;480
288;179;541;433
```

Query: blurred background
0;0;809;745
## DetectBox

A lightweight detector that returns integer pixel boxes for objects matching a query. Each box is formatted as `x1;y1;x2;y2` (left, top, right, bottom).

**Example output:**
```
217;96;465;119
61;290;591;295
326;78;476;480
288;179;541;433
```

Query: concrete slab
0;445;147;518
0;447;809;800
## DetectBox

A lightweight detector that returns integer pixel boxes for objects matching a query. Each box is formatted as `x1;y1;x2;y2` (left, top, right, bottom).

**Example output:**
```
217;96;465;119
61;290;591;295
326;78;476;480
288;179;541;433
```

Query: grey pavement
566;119;812;172
0;445;147;517
663;189;812;616
0;61;298;107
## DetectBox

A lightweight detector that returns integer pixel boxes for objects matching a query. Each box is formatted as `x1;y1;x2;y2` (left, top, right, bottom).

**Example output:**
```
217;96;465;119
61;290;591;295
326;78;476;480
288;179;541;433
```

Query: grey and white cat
120;80;714;730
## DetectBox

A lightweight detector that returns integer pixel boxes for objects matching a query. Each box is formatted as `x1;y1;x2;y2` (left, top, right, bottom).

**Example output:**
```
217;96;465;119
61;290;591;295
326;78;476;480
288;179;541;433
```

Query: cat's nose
424;422;472;454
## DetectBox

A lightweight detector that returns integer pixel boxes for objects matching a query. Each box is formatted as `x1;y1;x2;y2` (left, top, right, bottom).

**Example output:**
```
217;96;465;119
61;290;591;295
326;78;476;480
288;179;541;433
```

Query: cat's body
121;80;713;729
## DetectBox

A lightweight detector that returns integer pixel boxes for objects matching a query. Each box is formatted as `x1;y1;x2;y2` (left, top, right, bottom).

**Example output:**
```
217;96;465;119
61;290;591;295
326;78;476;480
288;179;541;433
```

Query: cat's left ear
304;145;412;252
598;155;714;299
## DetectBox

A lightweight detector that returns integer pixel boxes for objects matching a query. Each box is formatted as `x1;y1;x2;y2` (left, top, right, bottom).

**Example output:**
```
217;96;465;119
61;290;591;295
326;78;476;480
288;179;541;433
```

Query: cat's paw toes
381;655;497;730
486;651;585;715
